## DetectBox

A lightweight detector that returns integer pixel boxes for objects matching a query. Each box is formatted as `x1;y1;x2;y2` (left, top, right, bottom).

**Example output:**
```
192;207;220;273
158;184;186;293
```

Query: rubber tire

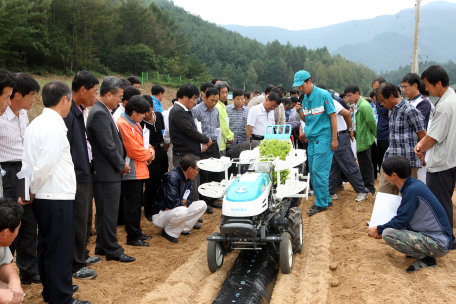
288;207;303;254
207;232;224;273
279;232;293;274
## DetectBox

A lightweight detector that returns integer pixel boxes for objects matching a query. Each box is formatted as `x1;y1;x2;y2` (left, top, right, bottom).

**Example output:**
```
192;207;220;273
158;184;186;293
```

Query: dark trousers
371;141;378;178
357;145;376;194
1;161;39;277
144;147;168;218
117;189;124;226
427;167;456;249
122;179;144;242
72;182;93;273
377;139;389;169
329;133;368;195
32;199;75;304
85;196;93;260
200;145;222;206
93;182;124;258
173;153;200;201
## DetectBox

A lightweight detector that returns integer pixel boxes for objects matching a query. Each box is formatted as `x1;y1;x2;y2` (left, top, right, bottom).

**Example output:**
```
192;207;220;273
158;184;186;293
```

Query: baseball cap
292;70;311;87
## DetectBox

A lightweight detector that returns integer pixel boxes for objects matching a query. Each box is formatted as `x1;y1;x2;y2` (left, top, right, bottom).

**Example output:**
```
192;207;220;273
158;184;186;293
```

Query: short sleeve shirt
0;247;13;266
301;86;335;141
247;104;275;136
334;101;347;132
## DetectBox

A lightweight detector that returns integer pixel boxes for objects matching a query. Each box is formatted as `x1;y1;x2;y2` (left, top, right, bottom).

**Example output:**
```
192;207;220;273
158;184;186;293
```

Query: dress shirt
163;106;173;144
383;100;426;168
22;108;76;200
0;107;28;162
113;104;125;123
247;103;275;137
77;105;92;163
226;104;249;145
192;103;220;142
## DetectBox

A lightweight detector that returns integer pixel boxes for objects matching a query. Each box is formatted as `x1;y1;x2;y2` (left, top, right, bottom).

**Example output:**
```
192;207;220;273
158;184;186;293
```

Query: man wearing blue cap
294;70;338;216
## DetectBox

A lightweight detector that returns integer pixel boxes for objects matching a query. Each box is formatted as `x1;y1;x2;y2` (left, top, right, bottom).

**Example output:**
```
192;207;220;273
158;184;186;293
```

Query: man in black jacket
87;76;135;263
63;71;101;280
152;155;207;243
169;84;211;203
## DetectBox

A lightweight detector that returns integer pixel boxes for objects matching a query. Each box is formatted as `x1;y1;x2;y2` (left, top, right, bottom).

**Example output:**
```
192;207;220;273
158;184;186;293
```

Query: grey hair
214;81;230;92
100;76;125;97
42;81;72;108
282;97;292;107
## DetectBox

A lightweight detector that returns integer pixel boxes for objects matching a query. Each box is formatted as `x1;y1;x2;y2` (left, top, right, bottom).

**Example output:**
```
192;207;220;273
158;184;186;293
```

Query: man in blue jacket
367;155;452;273
152;155;207;243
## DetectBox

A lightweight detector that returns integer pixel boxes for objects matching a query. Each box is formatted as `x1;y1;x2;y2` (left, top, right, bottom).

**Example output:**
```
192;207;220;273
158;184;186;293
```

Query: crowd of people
0;63;455;303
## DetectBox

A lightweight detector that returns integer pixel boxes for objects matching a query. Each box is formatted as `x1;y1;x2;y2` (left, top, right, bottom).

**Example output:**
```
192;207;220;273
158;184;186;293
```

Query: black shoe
20;274;41;284
193;223;201;229
211;203;222;209
126;239;149;247
181;231;193;236
73;285;79;293
198;218;203;223
328;202;334;207
145;215;152;222
94;249;105;256
140;234;152;240
206;205;213;214
161;229;178;243
106;254;136;263
73;300;91;304
307;204;327;216
406;256;437;273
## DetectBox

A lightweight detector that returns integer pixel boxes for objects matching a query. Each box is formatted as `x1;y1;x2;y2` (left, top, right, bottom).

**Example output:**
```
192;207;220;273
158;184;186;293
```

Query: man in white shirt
19;81;90;304
163;99;176;171
112;86;140;123
0;73;41;284
328;99;369;202
246;92;281;141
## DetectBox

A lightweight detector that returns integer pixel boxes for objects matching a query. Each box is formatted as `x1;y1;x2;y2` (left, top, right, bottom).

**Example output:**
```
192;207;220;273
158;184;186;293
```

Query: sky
171;0;456;30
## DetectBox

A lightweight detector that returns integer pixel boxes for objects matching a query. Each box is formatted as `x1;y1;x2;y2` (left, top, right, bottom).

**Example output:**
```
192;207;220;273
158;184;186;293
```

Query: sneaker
72;267;97;280
328;202;334;207
308;190;314;196
355;192;369;202
307;205;327;216
336;185;345;193
86;256;102;266
330;194;338;200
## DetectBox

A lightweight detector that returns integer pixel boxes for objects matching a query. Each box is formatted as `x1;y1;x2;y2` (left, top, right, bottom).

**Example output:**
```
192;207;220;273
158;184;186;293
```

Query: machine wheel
279;232;293;274
288;207;303;254
207;232;224;273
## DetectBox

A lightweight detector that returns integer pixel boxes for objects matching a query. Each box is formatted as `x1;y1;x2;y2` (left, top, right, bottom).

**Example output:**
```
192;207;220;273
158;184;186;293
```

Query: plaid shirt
384;100;426;168
191;102;220;142
227;104;249;145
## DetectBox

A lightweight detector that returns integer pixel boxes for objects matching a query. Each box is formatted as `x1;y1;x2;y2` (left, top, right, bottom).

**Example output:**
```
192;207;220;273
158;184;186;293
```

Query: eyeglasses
400;85;411;90
192;167;200;172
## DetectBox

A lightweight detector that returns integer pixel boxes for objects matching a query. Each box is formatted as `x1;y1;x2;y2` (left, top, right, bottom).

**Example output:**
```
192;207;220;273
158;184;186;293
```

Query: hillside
220;1;456;73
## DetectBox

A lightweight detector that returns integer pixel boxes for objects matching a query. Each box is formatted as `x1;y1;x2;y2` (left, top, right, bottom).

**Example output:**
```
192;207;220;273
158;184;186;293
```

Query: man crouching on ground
367;155;452;273
152;155;207;243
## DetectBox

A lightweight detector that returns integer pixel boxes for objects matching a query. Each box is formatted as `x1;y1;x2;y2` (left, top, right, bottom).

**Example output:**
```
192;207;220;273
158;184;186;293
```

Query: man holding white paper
367;156;452;273
152;155;207;243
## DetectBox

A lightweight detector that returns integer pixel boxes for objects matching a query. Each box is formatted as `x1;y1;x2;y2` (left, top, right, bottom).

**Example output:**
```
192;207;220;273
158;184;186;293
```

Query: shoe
89;228;97;236
106;254;136;263
366;221;370;226
126;239;149;247
198;218;203;223
308;190;314;196
328;202;334;207
73;267;97;280
206;205;213;214
94;249;105;256
20;274;41;284
181;231;193;236
161;229;178;243
193;223;201;229
406;256;437;273
73;285;79;293
145;215;152;222
211;203;222;209
330;194;338;200
73;300;91;304
140;234;152;240
368;191;376;196
336;184;345;193
307;205;327;216
86;256;102;266
355;192;369;202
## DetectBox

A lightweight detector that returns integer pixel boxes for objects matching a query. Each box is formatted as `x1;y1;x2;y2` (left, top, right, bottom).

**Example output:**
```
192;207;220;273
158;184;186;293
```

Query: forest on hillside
1;0;378;93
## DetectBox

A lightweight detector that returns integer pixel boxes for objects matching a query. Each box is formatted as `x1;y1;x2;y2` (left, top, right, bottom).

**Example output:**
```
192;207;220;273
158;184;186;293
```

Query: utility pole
411;0;422;74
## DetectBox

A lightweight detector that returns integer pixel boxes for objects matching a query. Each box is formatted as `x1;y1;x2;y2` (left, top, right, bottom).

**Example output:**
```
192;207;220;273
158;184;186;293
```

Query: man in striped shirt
0;72;41;284
227;89;249;145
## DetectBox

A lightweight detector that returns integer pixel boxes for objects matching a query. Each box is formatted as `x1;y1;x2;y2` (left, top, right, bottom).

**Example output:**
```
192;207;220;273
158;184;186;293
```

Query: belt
251;135;264;140
0;161;22;166
153;143;165;148
337;130;348;136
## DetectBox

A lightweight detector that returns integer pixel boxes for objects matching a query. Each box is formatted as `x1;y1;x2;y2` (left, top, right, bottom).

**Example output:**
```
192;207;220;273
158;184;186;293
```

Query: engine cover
222;172;271;217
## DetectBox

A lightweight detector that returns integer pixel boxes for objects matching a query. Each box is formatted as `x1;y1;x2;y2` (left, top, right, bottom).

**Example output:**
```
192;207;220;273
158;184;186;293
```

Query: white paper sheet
143;127;150;149
16;169;31;201
369;192;402;228
216;128;222;150
195;119;203;150
183;189;190;200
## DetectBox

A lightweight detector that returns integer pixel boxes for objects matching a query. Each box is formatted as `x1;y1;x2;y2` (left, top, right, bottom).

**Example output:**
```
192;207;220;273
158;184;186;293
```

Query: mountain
220;1;456;72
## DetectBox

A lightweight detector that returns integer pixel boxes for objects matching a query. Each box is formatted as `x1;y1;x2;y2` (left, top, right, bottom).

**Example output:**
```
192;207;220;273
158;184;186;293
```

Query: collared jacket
22;108;76;200
117;113;152;181
152;167;193;215
216;100;234;151
354;97;377;152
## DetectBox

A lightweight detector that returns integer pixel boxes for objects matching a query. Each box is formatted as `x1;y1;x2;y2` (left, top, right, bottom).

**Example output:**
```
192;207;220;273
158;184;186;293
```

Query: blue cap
292;70;311;87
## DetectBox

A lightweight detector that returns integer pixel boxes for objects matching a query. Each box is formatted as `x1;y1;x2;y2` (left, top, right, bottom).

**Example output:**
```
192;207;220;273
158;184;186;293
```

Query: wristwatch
348;128;353;131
